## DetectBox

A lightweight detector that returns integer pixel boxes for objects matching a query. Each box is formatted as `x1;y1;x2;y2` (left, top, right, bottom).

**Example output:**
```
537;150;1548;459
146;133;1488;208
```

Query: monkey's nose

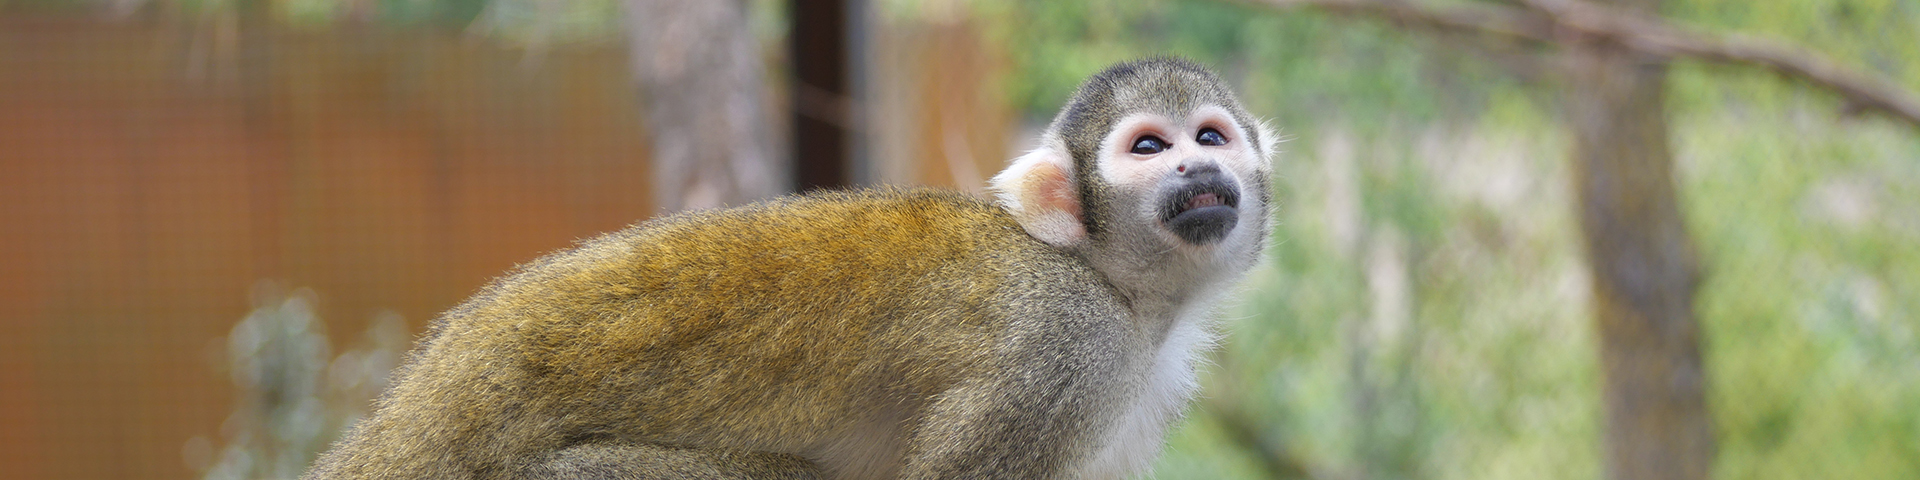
1176;160;1223;179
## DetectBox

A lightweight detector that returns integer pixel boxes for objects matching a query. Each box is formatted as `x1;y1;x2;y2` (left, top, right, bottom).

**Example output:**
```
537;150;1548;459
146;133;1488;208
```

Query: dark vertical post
789;0;854;192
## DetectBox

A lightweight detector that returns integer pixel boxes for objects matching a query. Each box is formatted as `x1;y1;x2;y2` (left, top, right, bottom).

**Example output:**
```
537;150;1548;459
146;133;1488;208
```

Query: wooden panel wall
0;11;1017;479
0;15;653;479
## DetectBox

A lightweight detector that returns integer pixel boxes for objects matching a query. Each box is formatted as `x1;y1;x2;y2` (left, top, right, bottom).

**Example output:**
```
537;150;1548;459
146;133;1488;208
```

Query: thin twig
1526;0;1920;125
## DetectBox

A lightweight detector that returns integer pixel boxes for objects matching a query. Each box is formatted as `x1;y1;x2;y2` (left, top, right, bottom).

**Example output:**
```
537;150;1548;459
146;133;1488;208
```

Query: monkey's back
307;187;1117;479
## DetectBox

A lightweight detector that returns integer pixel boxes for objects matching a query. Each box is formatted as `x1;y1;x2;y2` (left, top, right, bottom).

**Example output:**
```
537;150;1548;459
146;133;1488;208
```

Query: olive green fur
303;188;1139;479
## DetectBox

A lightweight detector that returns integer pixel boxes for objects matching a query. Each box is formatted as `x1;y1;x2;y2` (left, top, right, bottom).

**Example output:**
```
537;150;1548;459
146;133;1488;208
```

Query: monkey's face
1096;105;1266;250
989;58;1275;292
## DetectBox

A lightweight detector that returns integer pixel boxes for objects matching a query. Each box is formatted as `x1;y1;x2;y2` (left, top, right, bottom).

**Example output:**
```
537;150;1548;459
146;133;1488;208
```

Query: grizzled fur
304;189;1136;479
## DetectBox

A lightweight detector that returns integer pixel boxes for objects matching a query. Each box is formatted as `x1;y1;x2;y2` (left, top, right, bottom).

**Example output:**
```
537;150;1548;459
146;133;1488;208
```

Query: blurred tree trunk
1252;0;1920;477
1563;1;1714;479
626;0;784;212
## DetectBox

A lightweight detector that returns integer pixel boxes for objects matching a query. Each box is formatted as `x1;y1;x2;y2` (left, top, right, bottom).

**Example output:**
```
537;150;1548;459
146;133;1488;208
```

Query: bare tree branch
1247;0;1920;129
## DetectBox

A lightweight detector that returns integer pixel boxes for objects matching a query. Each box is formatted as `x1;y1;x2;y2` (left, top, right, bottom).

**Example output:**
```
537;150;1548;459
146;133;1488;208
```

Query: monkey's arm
522;441;823;480
899;302;1131;479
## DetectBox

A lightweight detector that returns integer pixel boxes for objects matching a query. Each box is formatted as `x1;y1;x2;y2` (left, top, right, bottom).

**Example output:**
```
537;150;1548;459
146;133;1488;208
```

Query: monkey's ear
988;142;1086;248
1255;118;1282;164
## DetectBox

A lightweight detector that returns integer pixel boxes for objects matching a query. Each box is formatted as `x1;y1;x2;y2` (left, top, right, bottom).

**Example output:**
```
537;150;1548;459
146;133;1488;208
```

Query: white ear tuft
988;141;1086;248
1255;118;1282;164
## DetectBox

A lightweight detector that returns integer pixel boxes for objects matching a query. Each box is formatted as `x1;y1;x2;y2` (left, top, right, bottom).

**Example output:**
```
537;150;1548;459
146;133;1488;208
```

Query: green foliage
1682;113;1920;480
973;0;1920;478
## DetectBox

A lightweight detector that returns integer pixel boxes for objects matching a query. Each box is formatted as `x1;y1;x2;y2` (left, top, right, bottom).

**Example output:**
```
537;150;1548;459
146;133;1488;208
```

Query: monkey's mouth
1160;181;1241;245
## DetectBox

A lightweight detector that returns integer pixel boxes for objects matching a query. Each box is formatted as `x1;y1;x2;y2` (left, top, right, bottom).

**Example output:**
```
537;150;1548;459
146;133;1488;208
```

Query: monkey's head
991;58;1277;295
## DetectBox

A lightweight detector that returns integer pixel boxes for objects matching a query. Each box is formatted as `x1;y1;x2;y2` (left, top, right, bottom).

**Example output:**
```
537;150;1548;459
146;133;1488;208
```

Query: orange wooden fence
0;15;653;479
0;11;1011;479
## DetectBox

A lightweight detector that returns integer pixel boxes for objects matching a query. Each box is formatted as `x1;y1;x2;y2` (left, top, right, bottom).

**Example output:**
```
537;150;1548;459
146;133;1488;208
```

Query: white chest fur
1075;307;1220;479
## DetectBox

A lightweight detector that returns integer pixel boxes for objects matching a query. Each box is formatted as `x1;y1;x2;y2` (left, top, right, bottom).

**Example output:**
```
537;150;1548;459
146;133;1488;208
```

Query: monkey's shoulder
434;187;1120;373
490;187;1099;308
660;187;1022;240
619;187;1070;270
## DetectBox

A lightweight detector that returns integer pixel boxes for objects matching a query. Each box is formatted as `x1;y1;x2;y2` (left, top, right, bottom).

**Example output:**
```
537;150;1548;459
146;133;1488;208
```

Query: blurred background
1;0;1917;479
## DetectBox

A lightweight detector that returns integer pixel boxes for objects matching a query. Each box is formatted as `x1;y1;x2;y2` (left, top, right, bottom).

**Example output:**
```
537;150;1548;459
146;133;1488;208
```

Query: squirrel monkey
304;57;1277;480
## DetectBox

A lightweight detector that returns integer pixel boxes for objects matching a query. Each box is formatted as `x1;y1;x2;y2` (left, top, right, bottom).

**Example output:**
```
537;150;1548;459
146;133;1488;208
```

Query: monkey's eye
1130;136;1169;155
1197;128;1228;146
